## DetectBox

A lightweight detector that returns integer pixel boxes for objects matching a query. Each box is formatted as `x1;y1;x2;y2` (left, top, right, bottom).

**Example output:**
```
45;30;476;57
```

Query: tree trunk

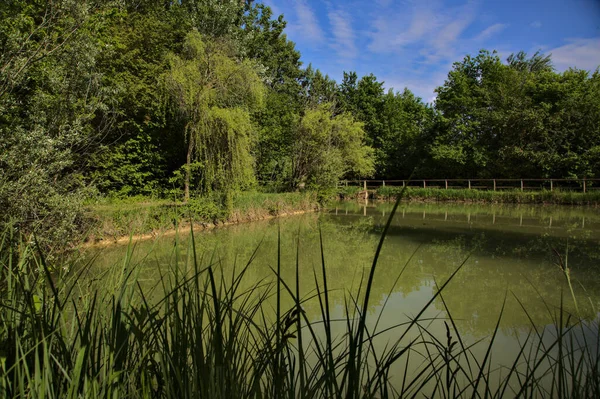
185;136;193;202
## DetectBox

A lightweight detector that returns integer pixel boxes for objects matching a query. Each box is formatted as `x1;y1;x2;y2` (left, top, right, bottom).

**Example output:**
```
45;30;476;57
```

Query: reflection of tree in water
382;228;600;337
321;209;600;337
83;206;600;340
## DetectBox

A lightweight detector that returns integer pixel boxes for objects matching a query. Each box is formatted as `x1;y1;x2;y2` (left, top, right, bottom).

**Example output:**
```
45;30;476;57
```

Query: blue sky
261;0;600;103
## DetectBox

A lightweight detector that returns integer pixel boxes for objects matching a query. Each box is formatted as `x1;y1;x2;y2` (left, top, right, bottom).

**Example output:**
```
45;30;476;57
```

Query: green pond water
86;201;600;386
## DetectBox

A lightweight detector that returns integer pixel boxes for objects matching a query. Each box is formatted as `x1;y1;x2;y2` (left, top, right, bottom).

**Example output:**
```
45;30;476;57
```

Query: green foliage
338;72;435;178
87;6;181;196
0;0;108;248
379;89;435;177
1;0;599;249
375;186;600;205
292;104;375;189
432;50;600;179
166;31;264;198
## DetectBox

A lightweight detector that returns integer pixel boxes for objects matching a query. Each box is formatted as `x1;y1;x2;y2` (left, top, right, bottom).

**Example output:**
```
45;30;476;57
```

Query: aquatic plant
1;194;599;398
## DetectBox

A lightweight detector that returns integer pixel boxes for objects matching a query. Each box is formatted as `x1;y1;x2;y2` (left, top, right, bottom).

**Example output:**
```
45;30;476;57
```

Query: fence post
550;179;553;192
468;180;471;190
363;180;367;191
520;180;524;192
423;180;426;188
382;180;385;187
402;181;405;188
493;179;496;191
445;180;448;189
583;178;587;193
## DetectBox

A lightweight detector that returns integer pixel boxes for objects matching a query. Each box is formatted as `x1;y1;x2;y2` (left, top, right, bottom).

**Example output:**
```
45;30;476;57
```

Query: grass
373;187;600;205
85;191;319;244
1;192;600;398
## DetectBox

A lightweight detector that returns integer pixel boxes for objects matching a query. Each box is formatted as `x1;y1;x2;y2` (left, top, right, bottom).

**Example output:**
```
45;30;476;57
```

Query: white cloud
368;4;438;53
368;0;477;64
475;23;508;41
549;38;600;71
432;10;476;50
328;8;357;59
365;1;487;103
288;0;324;43
530;21;542;28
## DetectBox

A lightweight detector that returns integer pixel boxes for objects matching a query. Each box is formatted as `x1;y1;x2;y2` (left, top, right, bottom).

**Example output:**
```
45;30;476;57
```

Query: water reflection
83;202;600;340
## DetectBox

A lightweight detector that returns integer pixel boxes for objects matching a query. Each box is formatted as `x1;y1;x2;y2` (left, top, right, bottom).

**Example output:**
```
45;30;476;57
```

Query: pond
85;201;600;391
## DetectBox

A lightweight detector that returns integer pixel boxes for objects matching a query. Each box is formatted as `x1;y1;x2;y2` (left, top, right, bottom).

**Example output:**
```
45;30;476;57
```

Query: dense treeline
1;0;599;244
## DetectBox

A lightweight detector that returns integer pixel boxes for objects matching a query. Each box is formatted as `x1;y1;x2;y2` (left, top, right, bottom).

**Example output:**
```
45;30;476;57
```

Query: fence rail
341;178;600;193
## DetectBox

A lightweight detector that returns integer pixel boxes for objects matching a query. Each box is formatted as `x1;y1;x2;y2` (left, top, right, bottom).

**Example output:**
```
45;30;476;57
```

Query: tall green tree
88;3;184;196
379;88;434;178
166;31;264;200
241;3;305;187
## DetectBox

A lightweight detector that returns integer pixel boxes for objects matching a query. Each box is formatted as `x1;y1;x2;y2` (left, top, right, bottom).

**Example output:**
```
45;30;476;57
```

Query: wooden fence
341;178;599;193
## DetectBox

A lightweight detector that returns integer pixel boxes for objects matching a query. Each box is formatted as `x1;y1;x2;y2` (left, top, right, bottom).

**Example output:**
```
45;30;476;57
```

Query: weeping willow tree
166;31;264;200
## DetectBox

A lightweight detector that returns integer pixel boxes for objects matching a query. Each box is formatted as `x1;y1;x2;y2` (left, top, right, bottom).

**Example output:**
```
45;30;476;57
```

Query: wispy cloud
287;0;324;43
530;21;542;28
363;1;515;100
327;7;357;59
369;4;438;53
475;23;508;41
368;0;478;64
549;38;600;71
432;8;476;49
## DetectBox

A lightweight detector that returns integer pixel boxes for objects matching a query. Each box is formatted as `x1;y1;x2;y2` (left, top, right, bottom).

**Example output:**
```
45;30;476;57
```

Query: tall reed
1;196;599;398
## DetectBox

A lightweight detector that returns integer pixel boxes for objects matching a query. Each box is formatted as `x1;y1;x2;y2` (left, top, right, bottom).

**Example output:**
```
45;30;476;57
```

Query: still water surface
88;201;600;385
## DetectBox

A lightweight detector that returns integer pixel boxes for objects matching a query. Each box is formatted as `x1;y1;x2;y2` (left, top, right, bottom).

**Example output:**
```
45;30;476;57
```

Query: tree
338;71;358;110
0;0;110;248
241;3;305;188
88;4;183;196
378;89;434;178
291;104;374;188
507;50;553;73
336;72;387;174
431;49;600;179
166;31;264;200
301;65;338;107
431;50;502;177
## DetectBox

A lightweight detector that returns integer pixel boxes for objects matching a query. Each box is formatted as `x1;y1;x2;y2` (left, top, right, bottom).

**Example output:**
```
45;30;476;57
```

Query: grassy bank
85;191;319;244
371;187;600;205
1;195;600;398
